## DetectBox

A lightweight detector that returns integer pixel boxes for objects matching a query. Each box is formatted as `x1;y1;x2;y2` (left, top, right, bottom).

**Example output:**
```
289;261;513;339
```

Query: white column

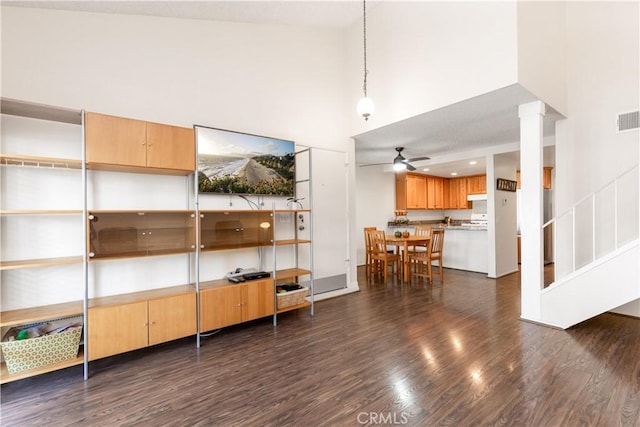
519;100;545;321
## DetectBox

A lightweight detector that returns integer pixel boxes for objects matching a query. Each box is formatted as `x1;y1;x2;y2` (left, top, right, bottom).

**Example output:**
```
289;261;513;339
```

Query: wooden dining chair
409;225;432;254
429;228;445;283
369;230;401;282
363;227;376;277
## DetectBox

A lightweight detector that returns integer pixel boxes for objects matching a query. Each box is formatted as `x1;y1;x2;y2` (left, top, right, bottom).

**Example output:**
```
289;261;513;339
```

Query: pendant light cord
363;0;368;97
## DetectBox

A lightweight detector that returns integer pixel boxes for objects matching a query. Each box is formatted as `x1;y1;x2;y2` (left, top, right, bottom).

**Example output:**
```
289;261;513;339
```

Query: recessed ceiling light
451;172;458;176
423;168;430;171
469;161;477;165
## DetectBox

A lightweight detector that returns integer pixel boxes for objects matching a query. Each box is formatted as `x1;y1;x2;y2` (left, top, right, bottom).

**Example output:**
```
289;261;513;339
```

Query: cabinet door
446;179;458;209
146;122;195;171
148;293;197;346
434;178;444;209
200;286;243;331
88;302;148;361
85;112;147;167
244;280;275;322
458;178;469;208
395;173;408;210
406;174;426;209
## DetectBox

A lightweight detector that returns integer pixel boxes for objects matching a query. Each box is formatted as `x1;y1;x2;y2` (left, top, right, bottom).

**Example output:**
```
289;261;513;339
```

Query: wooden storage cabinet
396;172;426;210
466;175;487;195
88;211;196;260
200;210;274;250
516;167;553;189
445;177;471;209
88;290;196;361
199;279;274;331
426;176;445;209
85;112;195;174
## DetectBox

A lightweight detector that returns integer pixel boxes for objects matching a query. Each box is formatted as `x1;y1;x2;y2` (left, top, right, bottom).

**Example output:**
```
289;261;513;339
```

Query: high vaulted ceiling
5;1;563;177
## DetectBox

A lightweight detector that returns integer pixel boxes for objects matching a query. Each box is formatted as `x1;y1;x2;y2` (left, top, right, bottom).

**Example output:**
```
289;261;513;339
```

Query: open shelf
1;98;82;125
0;300;84;328
0;209;82;215
0;351;84;385
89;284;195;309
274;239;312;246
275;268;312;281
276;300;311;314
0;153;82;169
0;256;83;271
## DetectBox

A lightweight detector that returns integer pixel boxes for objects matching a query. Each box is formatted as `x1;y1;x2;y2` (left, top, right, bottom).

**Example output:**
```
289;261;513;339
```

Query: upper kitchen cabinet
85;112;194;175
426;176;445;209
445;177;471;209
396;172;426;210
516;167;553;189
466;175;487;195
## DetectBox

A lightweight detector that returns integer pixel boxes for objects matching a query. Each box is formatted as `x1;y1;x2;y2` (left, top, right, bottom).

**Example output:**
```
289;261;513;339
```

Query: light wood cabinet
445;177;471;209
199;279;274;332
516;167;553;189
88;290;196;361
395;172;426;210
85;112;194;174
466;175;487;195
426;176;444;209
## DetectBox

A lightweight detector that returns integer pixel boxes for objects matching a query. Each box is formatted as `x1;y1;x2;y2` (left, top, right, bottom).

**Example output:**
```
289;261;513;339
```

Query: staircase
537;165;639;329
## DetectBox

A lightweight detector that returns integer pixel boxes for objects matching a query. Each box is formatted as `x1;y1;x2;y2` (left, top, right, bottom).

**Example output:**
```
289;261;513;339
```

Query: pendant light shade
357;96;375;120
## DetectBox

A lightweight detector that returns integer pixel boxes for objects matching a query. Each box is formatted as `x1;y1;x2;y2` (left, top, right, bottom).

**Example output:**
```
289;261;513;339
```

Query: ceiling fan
360;147;430;171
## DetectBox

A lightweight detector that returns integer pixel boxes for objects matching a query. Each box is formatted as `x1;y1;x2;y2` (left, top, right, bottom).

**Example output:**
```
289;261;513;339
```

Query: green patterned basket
1;326;82;374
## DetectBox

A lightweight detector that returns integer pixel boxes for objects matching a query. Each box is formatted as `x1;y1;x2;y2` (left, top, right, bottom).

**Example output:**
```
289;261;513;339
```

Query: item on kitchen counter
402;231;410;238
394;231;402;238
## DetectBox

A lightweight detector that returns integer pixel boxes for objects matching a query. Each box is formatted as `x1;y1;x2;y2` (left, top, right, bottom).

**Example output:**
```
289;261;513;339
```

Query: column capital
519;100;546;118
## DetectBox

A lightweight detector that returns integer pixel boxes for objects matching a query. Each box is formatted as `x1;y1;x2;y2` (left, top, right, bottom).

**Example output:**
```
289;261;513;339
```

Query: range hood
467;194;487;201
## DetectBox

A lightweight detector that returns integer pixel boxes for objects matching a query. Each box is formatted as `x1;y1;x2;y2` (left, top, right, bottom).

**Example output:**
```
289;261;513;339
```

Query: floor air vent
616;110;639;132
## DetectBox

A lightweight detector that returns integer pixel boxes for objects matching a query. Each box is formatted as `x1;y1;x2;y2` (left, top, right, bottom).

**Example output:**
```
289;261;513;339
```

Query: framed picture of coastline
195;125;295;196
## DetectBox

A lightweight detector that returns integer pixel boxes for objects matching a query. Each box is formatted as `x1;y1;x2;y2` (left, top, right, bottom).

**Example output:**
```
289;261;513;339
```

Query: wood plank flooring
1;266;639;426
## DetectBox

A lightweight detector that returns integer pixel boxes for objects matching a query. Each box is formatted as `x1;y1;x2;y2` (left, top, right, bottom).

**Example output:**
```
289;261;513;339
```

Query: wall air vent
616;110;639;132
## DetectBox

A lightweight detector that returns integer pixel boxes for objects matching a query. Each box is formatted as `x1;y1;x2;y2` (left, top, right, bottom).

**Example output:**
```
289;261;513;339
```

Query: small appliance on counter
461;213;488;227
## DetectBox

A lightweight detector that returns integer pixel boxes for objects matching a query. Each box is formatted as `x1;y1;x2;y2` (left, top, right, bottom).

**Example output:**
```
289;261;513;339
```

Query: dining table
386;234;431;282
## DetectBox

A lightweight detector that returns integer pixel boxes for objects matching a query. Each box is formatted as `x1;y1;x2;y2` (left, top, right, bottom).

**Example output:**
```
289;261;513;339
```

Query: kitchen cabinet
516;167;553;189
446;177;471;209
426;176;444;209
466;175;487;195
88;288;196;361
199;279;274;331
395;172;426;210
85;112;194;174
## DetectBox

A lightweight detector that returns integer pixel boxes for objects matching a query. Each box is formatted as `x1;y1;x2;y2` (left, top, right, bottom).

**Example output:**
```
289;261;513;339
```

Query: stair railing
543;164;638;283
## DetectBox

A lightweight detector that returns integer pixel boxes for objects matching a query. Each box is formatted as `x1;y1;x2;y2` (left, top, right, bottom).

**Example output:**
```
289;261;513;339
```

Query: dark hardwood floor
2;266;639;426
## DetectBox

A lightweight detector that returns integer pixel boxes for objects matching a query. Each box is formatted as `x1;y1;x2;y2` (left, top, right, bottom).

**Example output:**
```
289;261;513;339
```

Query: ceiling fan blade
359;162;391;167
407;156;430;162
405;163;416;171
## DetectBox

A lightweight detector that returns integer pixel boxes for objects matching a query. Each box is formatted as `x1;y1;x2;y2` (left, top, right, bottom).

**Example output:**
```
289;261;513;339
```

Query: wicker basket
1;322;82;374
276;285;309;309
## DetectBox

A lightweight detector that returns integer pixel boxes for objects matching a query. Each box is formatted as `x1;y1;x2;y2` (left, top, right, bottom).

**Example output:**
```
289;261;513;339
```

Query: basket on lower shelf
276;284;309;309
1;319;83;375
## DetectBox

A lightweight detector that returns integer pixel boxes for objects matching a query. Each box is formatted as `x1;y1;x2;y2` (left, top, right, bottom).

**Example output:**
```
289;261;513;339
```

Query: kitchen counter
388;221;488;274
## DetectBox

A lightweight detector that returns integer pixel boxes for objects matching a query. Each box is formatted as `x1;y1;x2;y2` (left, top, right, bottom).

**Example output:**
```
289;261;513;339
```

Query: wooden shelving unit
0;98;87;384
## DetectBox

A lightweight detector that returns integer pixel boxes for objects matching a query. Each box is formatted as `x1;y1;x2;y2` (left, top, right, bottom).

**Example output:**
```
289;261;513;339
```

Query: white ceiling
354;84;563;177
6;1;564;177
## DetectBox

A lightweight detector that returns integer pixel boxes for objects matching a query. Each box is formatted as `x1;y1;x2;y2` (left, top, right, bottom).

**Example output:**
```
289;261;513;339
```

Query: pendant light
357;0;374;121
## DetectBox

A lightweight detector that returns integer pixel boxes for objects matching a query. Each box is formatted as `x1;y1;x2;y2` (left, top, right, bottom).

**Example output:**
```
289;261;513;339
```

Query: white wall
346;1;518;135
1;6;357;297
355;165;395;265
517;1;567;116
554;1;639;316
487;153;519;278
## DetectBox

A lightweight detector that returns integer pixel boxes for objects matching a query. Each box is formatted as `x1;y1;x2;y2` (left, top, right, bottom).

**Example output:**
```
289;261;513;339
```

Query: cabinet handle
150;321;156;325
88;214;95;220
89;252;95;258
200;244;205;249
